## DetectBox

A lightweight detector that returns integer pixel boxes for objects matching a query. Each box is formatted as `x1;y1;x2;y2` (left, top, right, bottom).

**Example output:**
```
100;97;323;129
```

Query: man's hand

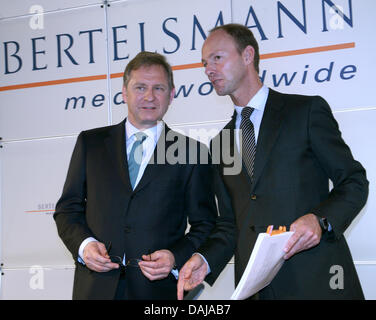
177;254;208;300
83;241;119;272
284;213;322;260
138;249;175;281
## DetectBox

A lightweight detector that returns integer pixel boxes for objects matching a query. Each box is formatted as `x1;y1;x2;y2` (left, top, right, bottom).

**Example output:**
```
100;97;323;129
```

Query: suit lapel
252;89;286;190
224;111;237;164
104;120;176;194
214;111;248;182
134;123;173;192
104;119;133;193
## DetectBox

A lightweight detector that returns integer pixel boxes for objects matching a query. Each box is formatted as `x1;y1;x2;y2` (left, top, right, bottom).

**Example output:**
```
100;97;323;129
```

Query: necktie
128;132;147;189
240;107;256;179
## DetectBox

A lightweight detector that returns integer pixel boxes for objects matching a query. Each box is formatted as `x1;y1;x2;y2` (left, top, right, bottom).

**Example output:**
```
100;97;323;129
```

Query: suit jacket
54;119;217;300
204;89;368;299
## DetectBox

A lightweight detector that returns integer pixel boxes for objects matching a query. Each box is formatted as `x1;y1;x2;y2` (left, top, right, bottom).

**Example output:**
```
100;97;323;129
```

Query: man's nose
144;88;155;101
204;62;215;77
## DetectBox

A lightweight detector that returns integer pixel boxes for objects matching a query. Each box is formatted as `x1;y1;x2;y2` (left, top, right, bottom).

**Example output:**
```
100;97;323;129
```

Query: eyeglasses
109;255;141;269
106;242;142;274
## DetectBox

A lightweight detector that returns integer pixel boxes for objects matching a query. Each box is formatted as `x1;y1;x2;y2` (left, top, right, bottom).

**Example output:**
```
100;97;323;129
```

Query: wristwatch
316;216;329;233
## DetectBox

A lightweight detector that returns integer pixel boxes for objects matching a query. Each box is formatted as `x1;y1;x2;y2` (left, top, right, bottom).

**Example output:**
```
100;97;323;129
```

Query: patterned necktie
128;132;147;189
240;107;256;179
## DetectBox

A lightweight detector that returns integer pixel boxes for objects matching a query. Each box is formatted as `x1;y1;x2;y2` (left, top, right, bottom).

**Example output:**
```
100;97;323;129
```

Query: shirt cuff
78;237;98;264
193;252;211;275
171;267;179;279
171;253;211;280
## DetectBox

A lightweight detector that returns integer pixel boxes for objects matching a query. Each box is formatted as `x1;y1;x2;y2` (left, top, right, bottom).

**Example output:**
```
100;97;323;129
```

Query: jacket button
124;226;132;233
251;194;257;200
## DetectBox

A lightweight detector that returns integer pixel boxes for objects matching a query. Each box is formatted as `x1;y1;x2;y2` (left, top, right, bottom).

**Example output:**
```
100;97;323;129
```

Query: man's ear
243;45;255;66
122;85;127;104
169;87;175;105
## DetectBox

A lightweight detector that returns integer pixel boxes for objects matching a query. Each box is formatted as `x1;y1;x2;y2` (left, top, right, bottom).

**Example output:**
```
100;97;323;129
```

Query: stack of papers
231;231;294;300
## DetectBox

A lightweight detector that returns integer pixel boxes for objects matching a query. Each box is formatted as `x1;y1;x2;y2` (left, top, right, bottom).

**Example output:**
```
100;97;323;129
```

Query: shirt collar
234;85;269;116
126;119;164;144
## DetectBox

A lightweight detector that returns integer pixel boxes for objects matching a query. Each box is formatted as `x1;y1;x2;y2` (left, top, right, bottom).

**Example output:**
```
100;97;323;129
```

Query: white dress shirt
234;85;269;151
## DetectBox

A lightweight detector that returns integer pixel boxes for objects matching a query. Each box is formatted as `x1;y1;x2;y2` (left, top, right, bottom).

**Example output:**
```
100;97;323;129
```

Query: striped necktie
240;107;256;179
128;132;147;189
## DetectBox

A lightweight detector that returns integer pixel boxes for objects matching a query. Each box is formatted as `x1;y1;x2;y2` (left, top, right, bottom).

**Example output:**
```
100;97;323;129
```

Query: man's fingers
177;255;207;300
142;250;163;262
139;249;175;278
86;260;119;272
84;242;109;261
142;254;152;261
138;252;170;280
139;265;167;281
83;242;119;272
86;255;118;271
140;259;163;269
177;268;190;300
139;262;170;278
284;226;321;259
139;259;166;274
284;236;303;259
177;280;185;300
181;265;193;286
284;231;300;255
283;213;323;260
97;242;110;258
177;264;195;300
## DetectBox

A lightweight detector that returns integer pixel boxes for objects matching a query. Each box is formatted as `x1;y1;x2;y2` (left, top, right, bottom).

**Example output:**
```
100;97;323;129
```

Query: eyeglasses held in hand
106;241;142;273
109;255;142;270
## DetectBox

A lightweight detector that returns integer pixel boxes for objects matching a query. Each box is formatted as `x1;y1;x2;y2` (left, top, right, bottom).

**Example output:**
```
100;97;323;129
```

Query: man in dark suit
54;51;220;300
178;24;369;299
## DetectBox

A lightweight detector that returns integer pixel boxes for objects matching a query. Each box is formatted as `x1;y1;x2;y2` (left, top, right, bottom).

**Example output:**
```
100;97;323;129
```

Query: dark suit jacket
54;119;217;300
203;89;368;299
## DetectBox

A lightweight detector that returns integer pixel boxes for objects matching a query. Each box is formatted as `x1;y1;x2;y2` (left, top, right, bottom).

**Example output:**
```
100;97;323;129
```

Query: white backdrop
0;0;375;299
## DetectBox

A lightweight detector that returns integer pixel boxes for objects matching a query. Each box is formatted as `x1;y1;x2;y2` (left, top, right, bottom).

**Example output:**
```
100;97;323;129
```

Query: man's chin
214;88;227;96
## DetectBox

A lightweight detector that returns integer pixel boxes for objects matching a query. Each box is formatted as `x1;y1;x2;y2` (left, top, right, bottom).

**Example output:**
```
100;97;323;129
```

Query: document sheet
231;231;294;300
